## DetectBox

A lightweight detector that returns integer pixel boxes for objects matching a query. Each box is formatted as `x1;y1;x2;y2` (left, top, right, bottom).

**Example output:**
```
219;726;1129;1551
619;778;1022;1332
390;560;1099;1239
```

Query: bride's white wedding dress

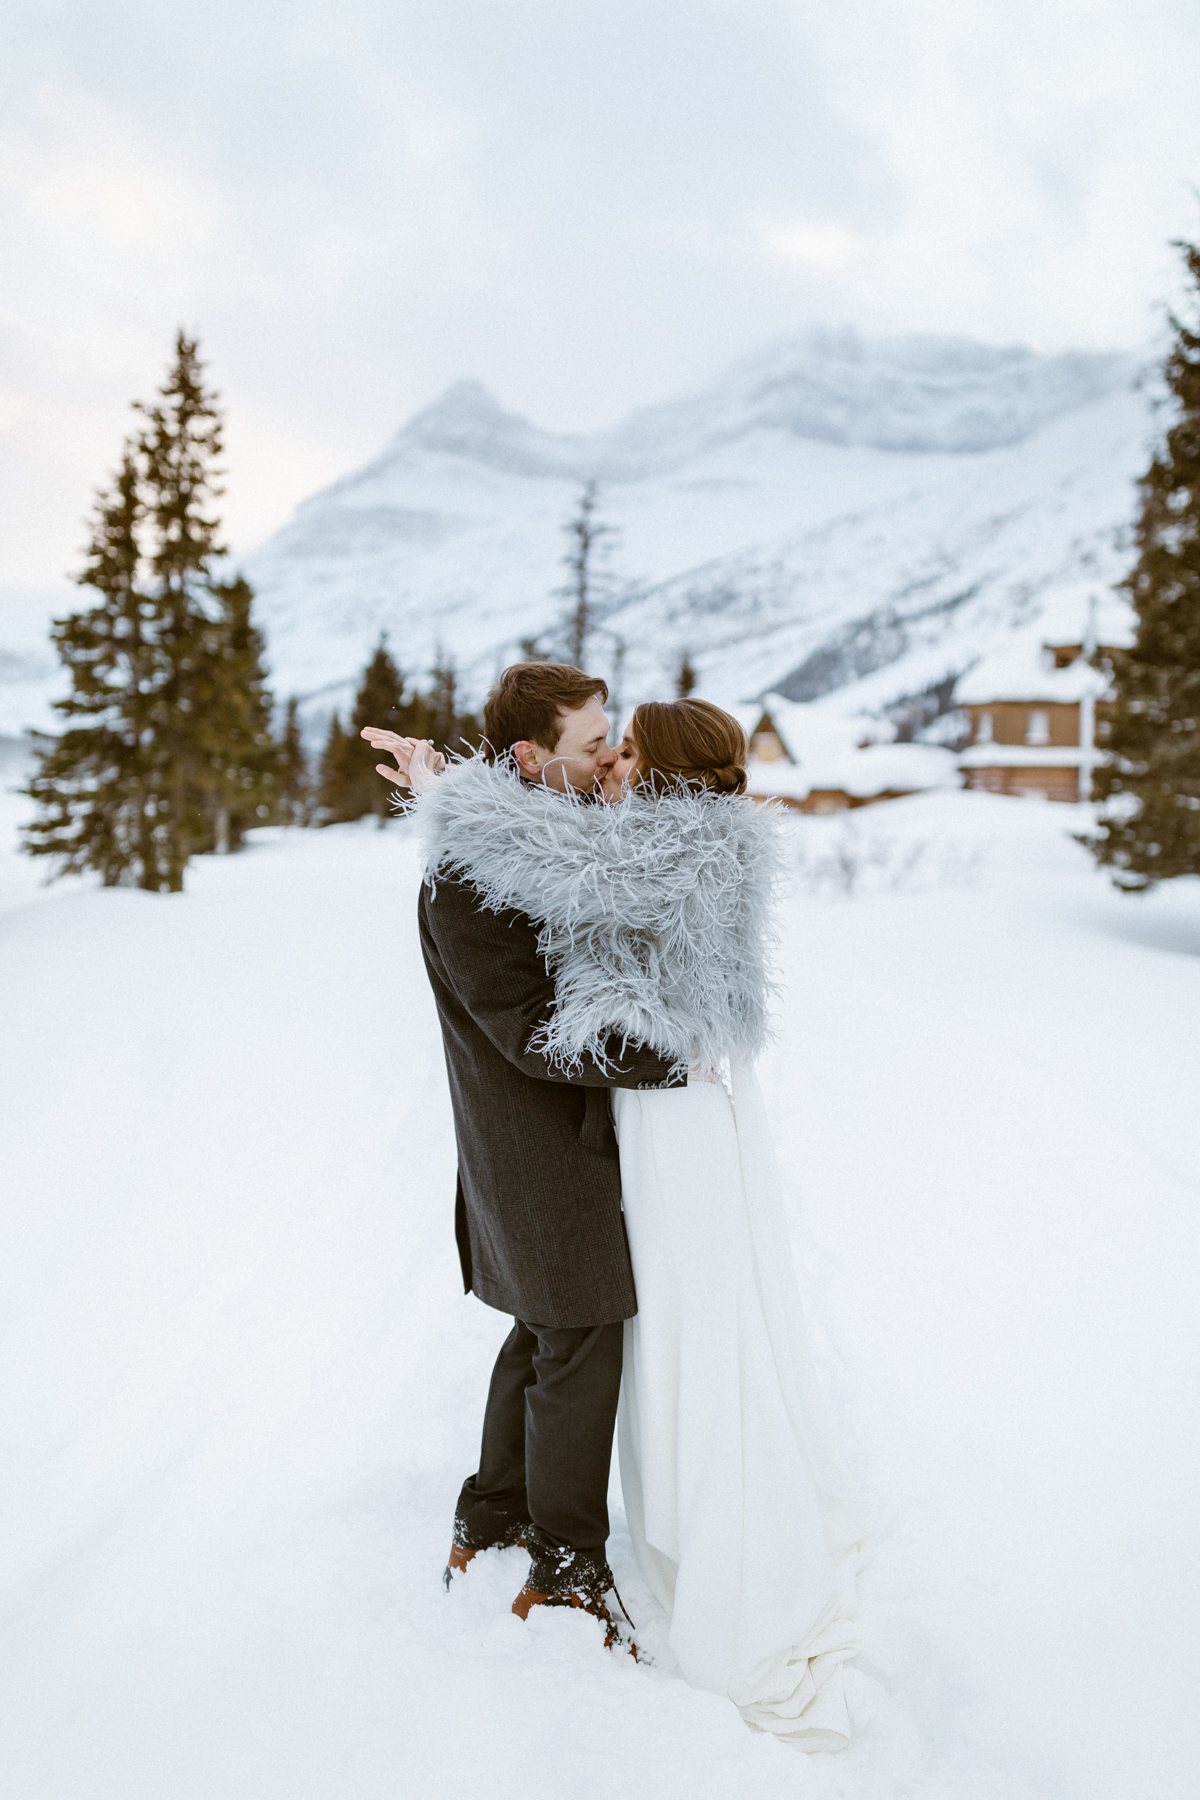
613;1058;866;1749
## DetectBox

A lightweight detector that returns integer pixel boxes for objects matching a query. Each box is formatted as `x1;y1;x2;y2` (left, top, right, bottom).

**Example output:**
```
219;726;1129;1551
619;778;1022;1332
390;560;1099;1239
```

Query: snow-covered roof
750;742;959;799
725;702;764;743
748;693;896;764
955;588;1134;706
1037;582;1136;651
955;644;1112;706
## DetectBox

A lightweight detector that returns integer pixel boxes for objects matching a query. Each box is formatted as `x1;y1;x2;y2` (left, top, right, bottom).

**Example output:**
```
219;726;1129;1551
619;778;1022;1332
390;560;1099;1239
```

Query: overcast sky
3;0;1199;587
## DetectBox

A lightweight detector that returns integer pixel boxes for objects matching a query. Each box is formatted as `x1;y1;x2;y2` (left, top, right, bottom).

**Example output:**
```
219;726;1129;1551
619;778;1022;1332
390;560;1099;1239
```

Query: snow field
1;783;1198;1799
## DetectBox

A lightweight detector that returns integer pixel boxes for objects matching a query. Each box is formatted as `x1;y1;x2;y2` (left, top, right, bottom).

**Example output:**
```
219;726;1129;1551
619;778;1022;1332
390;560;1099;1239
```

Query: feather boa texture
396;751;789;1077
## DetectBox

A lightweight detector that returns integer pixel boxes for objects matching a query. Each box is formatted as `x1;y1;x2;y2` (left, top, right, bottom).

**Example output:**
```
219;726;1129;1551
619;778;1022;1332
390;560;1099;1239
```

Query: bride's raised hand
407;739;447;794
361;726;417;787
360;728;446;791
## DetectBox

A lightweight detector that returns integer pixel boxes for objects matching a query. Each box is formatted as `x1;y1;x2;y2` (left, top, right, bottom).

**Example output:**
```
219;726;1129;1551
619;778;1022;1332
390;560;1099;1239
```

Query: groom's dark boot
449;1316;628;1636
444;1323;539;1588
443;1507;530;1587
511;1526;639;1658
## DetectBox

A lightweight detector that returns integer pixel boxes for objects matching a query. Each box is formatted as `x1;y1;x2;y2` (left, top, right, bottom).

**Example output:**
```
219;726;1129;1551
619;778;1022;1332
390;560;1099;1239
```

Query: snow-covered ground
2;769;1198;1800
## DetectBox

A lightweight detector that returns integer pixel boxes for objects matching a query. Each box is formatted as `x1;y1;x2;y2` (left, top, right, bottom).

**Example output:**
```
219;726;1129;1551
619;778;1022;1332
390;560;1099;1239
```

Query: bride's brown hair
629;698;749;796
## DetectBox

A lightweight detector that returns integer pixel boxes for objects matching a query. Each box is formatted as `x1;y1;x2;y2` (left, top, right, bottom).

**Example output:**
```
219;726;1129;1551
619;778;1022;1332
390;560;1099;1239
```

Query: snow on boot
511;1529;639;1658
443;1510;529;1588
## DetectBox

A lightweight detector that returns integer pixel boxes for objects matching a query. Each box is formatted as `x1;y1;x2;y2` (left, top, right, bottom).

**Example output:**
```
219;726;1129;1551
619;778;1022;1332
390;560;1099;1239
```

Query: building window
1026;709;1049;745
976;711;993;744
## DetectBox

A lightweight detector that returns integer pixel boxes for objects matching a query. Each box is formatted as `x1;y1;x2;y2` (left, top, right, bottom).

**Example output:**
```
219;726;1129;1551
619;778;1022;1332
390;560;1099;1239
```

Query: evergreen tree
20;443;164;885
133;327;233;886
676;648;699;698
192;575;283;852
316;710;356;823
22;328;279;890
345;637;411;823
423;647;482;755
554;478;617;667
276;696;311;825
606;631;628;736
319;640;488;825
1080;234;1200;890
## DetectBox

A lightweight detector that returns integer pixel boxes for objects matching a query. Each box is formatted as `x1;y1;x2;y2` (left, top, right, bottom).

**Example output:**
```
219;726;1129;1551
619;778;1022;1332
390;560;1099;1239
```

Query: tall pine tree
553;479;618;667
348;638;409;824
134;328;236;883
316;711;356;823
1082;234;1200;889
204;575;282;852
423;647;482;755
22;329;280;890
135;327;262;882
276;696;312;826
318;637;412;825
21;443;164;885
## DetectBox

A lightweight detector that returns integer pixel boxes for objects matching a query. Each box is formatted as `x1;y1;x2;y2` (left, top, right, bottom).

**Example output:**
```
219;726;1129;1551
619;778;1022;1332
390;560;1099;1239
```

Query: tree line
315;637;480;827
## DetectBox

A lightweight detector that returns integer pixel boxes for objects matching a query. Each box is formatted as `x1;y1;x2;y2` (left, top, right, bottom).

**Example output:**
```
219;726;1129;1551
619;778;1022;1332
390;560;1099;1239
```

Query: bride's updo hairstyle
629;698;749;797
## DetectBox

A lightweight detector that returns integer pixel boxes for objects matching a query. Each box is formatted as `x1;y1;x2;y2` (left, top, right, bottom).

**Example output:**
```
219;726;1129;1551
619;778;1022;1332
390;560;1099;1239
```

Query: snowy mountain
239;327;1155;735
0;328;1158;747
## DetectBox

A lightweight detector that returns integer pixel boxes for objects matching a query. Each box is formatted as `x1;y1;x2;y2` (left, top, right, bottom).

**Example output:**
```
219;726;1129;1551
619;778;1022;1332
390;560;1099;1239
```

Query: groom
369;662;684;1643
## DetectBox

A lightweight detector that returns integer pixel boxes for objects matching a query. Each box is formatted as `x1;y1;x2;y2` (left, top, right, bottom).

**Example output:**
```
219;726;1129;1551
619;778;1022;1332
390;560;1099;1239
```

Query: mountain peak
408;377;507;427
386;377;576;478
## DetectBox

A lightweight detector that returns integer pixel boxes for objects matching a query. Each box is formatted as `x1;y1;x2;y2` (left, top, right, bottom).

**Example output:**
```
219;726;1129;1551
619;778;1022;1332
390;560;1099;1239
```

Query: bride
399;697;867;1751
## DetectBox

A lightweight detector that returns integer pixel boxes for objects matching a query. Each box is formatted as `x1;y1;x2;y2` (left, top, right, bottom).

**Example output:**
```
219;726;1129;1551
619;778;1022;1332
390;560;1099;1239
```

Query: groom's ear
511;739;543;779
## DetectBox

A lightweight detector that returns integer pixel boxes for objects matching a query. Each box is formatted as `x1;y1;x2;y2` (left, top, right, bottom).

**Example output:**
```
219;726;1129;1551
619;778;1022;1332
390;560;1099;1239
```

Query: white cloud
757;219;864;271
0;0;1198;586
0;83;225;264
807;0;1200;348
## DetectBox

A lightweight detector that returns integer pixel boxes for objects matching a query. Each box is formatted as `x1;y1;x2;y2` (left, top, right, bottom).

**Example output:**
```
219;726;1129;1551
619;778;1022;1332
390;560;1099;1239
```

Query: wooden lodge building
954;595;1130;802
734;597;1133;812
740;696;959;813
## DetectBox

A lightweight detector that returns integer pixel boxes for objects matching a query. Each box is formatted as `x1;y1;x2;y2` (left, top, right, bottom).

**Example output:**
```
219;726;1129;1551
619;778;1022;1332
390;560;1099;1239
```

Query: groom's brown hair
483;662;609;759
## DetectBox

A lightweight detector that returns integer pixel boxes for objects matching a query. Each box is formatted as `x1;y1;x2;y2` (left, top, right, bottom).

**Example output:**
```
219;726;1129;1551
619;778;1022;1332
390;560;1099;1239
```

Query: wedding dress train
613;1058;867;1750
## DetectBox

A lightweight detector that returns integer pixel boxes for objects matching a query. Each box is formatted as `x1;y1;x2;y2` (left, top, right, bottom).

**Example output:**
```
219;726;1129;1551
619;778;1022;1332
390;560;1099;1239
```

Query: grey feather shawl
400;753;788;1076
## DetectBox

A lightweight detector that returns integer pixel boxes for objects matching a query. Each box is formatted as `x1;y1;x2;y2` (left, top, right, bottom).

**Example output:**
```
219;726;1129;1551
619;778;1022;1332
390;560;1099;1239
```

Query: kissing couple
362;661;866;1749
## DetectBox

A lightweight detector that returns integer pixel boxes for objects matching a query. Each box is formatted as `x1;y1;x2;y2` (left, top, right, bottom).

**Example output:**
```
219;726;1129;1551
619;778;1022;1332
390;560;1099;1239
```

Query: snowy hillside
1;776;1198;1800
0;328;1156;749
239;328;1153;728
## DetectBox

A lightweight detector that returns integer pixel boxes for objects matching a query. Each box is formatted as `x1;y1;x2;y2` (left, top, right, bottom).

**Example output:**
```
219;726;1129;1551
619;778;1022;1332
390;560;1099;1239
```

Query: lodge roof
745;692;896;765
955;651;1112;706
954;588;1134;706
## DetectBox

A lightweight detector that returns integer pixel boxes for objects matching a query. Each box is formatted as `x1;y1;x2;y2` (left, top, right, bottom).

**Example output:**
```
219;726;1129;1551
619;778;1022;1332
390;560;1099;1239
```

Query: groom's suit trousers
458;1314;624;1555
